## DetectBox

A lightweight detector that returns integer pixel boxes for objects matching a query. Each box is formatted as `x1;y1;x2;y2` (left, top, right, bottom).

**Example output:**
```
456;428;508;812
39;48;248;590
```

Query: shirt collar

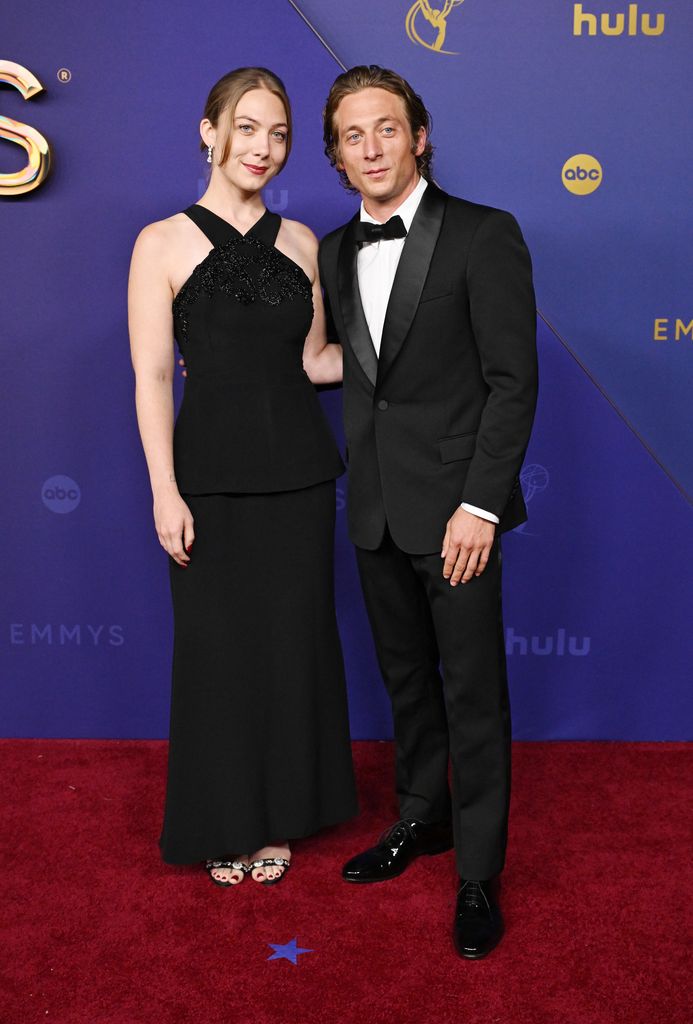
359;176;428;231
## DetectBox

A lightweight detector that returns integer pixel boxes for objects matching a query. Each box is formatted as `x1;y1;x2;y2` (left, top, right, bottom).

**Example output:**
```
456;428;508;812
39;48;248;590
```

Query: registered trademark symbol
57;68;72;83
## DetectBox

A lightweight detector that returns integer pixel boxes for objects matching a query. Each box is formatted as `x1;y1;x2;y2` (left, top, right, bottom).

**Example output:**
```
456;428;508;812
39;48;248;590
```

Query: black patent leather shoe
342;818;453;883
453;877;504;959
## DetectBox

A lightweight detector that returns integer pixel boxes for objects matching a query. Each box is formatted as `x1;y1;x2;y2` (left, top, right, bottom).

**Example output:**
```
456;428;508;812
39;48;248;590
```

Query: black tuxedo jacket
318;183;538;554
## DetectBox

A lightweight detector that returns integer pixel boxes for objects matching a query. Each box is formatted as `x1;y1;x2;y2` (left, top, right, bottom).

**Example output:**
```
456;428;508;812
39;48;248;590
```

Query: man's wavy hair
323;65;434;193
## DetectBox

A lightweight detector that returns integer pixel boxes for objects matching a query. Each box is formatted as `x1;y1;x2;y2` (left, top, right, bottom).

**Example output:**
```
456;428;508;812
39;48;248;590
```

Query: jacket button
377;399;389;411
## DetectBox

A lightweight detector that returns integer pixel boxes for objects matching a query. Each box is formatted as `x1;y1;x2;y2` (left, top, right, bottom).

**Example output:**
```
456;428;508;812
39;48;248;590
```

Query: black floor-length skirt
159;479;358;864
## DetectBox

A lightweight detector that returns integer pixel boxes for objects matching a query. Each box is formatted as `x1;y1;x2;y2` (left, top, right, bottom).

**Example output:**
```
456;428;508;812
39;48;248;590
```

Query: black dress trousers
355;529;511;880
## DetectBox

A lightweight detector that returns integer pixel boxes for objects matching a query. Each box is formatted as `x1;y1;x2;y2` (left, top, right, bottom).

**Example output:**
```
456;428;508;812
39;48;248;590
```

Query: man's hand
441;507;496;586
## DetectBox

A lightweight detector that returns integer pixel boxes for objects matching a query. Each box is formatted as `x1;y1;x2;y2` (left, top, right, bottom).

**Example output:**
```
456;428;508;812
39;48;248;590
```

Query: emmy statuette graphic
405;0;466;55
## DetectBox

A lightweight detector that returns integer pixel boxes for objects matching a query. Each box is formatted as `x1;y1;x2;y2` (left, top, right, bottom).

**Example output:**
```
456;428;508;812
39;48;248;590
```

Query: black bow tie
353;215;407;244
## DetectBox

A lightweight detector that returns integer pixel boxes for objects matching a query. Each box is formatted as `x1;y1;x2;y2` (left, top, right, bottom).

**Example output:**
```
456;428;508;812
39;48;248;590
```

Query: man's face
332;87;425;207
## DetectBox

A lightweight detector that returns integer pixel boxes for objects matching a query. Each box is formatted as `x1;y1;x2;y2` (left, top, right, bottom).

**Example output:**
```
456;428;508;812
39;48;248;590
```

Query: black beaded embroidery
173;235;312;342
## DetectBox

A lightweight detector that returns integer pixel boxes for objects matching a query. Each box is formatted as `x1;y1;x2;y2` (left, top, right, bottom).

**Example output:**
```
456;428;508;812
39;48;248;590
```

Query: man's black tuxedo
318;183;537;554
318;182;538;880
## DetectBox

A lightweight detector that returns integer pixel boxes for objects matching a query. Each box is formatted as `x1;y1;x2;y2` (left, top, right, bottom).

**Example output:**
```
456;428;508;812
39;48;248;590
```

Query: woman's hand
153;488;195;566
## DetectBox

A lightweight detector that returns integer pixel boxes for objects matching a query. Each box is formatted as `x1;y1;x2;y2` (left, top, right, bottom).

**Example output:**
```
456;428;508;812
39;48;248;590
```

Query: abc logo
562;154;602;195
42;475;81;514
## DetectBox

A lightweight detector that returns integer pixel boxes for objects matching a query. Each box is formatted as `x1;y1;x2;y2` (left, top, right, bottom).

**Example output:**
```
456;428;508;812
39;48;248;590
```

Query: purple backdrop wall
2;1;691;740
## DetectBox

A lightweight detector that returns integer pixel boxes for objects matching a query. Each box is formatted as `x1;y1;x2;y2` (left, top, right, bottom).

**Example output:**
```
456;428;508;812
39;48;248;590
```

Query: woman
128;68;357;887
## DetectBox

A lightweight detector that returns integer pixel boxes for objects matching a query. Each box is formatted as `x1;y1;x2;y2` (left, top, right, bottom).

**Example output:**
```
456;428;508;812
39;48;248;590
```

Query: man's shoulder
441;191;518;229
318;217;355;275
319;219;352;250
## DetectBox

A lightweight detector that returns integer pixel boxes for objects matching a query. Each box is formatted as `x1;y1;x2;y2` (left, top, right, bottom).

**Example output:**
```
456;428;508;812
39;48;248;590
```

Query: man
318;66;538;959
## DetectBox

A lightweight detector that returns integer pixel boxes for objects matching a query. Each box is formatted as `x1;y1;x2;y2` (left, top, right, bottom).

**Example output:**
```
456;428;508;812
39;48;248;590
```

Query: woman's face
205;87;289;191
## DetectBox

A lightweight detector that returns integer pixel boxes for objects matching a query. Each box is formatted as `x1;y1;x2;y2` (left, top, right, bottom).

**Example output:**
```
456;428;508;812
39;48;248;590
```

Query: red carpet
3;740;690;1024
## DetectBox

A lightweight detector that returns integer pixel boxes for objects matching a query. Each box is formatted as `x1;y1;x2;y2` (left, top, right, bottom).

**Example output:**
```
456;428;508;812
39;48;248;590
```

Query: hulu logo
573;4;665;36
505;628;591;657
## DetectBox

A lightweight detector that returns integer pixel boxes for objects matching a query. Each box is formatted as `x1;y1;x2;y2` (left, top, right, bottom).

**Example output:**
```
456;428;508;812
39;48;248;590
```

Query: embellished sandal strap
249;857;290;870
205;859;248;872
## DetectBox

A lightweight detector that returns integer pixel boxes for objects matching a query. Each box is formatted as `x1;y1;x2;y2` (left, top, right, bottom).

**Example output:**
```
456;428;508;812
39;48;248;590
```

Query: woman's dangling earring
207;144;213;165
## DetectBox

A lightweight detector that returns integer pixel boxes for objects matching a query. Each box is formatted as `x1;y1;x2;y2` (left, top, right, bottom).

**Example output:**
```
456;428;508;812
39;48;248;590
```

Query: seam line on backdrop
287;0;692;509
537;311;691;506
287;0;348;70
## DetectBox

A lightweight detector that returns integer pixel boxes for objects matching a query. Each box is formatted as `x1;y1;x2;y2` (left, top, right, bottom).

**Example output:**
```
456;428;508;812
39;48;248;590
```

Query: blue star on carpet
267;938;313;965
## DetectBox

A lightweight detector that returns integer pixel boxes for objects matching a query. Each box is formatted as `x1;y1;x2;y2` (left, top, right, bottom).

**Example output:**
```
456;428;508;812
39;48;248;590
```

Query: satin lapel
337;216;378;388
377;184;447;383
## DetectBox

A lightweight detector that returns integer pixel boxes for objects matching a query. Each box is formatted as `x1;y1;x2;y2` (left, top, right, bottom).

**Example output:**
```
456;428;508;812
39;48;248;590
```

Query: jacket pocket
438;432;477;464
418;287;454;304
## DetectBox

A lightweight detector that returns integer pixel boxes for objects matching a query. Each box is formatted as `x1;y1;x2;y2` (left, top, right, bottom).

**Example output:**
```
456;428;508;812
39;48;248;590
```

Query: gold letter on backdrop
0;60;51;196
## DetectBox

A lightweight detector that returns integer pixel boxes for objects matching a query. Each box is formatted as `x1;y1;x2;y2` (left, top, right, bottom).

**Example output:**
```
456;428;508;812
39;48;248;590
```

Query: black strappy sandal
248;857;291;887
204;859;248;888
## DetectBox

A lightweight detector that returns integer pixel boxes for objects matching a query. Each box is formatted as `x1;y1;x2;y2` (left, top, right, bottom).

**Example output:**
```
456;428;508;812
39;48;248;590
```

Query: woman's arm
303;270;343;385
128;223;194;566
284;221;343;385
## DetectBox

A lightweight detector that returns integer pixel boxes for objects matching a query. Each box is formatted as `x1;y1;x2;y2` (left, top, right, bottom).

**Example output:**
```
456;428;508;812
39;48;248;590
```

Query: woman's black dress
159;205;357;864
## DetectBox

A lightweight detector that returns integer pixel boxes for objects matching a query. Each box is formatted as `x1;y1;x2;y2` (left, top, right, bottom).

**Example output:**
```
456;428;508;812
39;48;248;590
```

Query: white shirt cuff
460;502;500;525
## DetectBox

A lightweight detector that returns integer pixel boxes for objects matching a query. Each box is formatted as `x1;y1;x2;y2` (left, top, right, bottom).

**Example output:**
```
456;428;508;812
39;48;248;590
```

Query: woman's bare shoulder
277;218;319;283
280;217;319;254
134;212;191;254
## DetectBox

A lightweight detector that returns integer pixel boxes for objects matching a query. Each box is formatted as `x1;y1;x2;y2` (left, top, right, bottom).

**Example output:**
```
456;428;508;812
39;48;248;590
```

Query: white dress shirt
357;178;499;525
